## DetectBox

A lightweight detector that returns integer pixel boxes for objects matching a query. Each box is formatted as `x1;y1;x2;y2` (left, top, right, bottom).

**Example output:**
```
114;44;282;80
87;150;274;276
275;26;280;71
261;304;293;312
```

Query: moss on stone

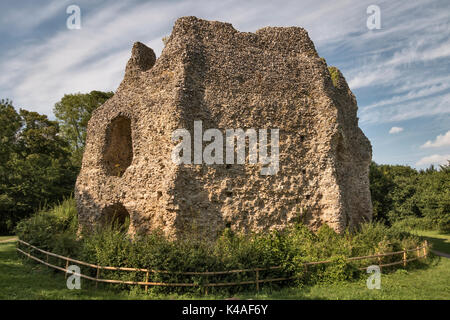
328;66;340;87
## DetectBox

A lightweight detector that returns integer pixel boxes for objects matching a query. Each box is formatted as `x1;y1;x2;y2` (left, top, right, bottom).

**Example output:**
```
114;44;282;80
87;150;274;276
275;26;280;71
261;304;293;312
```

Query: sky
0;0;449;169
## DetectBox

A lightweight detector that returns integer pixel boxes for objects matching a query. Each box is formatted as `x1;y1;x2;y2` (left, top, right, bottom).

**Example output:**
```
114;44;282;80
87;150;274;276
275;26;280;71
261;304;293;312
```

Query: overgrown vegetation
15;198;429;295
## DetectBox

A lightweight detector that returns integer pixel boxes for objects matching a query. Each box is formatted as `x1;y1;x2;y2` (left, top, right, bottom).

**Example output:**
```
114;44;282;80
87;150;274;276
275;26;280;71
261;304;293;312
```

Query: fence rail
16;239;429;293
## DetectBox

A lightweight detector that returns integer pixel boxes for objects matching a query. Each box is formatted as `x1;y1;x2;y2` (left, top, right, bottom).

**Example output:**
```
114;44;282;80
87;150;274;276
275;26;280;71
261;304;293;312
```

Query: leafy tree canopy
0;100;77;233
53;91;113;166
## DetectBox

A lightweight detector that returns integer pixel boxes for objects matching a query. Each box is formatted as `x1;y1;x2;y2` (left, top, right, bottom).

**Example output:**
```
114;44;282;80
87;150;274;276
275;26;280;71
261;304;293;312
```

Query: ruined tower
75;16;373;239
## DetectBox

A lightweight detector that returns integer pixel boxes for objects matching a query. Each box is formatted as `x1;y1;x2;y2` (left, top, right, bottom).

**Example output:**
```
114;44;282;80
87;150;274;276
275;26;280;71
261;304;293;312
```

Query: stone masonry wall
75;16;373;240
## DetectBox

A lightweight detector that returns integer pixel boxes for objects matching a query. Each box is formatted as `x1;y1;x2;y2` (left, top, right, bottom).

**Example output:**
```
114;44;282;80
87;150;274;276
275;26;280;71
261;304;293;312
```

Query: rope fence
16;239;429;293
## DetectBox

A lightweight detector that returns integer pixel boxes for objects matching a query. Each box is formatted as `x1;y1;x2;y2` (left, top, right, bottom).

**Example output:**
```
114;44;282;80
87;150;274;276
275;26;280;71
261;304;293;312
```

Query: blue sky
0;0;449;169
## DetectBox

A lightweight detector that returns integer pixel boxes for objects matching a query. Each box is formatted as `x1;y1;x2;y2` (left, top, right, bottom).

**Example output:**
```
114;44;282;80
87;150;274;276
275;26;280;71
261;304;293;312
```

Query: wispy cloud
336;1;450;125
0;1;70;32
364;82;450;110
0;0;449;169
416;154;450;166
0;0;190;113
348;66;399;89
360;92;450;124
0;0;374;114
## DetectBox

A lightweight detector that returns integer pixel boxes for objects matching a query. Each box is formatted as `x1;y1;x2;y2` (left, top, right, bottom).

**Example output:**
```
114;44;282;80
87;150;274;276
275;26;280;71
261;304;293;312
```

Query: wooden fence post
204;275;209;296
145;270;149;294
46;253;49;268
416;246;420;258
255;270;260;293
377;256;382;272
96;266;100;288
64;259;69;279
403;248;407;267
424;240;428;258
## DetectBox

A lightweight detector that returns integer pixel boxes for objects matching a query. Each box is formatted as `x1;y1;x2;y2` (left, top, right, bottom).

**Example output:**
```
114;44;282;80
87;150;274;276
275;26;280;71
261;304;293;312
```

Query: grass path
410;230;450;257
0;236;17;243
1;231;449;300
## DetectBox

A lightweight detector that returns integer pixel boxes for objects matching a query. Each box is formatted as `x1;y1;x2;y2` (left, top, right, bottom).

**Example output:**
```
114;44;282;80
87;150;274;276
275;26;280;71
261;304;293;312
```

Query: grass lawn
0;241;134;300
0;236;17;242
1;230;449;300
410;230;450;254
236;258;450;300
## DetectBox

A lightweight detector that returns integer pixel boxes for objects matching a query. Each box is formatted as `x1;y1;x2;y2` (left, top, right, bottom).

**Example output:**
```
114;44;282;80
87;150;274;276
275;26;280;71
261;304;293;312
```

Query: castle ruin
75;16;373;240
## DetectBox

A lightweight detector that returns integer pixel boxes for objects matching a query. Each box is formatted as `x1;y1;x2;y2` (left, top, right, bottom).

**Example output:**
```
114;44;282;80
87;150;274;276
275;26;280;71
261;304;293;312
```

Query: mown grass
1;230;449;300
0;236;17;242
0;241;131;300
237;258;450;300
410;230;450;254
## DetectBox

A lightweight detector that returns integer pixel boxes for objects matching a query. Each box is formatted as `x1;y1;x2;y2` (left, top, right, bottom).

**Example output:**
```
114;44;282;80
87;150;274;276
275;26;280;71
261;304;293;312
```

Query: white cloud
0;1;183;114
387;41;450;66
360;92;450;124
364;82;450;110
1;0;363;115
341;1;450;126
416;154;450;166
0;1;70;32
389;127;403;134
421;130;450;148
348;67;399;89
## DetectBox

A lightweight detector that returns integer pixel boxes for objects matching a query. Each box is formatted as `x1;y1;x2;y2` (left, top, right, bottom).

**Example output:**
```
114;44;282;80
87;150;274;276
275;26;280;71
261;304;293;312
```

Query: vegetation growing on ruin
328;66;340;87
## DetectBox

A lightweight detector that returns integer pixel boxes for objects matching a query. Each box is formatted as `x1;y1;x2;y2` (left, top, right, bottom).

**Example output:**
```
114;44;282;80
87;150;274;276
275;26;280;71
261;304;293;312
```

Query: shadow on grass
248;286;326;300
420;235;450;254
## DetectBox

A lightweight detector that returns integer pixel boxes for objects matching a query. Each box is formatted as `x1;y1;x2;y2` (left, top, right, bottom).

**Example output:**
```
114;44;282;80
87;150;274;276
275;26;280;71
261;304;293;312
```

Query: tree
53;91;113;167
0;100;22;232
369;161;449;232
0;99;22;178
415;164;450;232
439;160;450;173
369;162;394;223
369;162;420;224
0;102;77;234
0;91;113;234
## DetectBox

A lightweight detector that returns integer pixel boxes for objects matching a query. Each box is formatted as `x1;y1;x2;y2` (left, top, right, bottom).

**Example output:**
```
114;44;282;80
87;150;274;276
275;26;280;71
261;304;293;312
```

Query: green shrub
15;199;429;294
15;197;77;249
392;216;450;234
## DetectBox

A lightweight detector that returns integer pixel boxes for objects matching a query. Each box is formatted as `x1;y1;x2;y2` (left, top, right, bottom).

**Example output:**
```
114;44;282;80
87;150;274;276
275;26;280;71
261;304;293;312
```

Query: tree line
370;161;449;232
0;91;113;233
0;91;448;234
